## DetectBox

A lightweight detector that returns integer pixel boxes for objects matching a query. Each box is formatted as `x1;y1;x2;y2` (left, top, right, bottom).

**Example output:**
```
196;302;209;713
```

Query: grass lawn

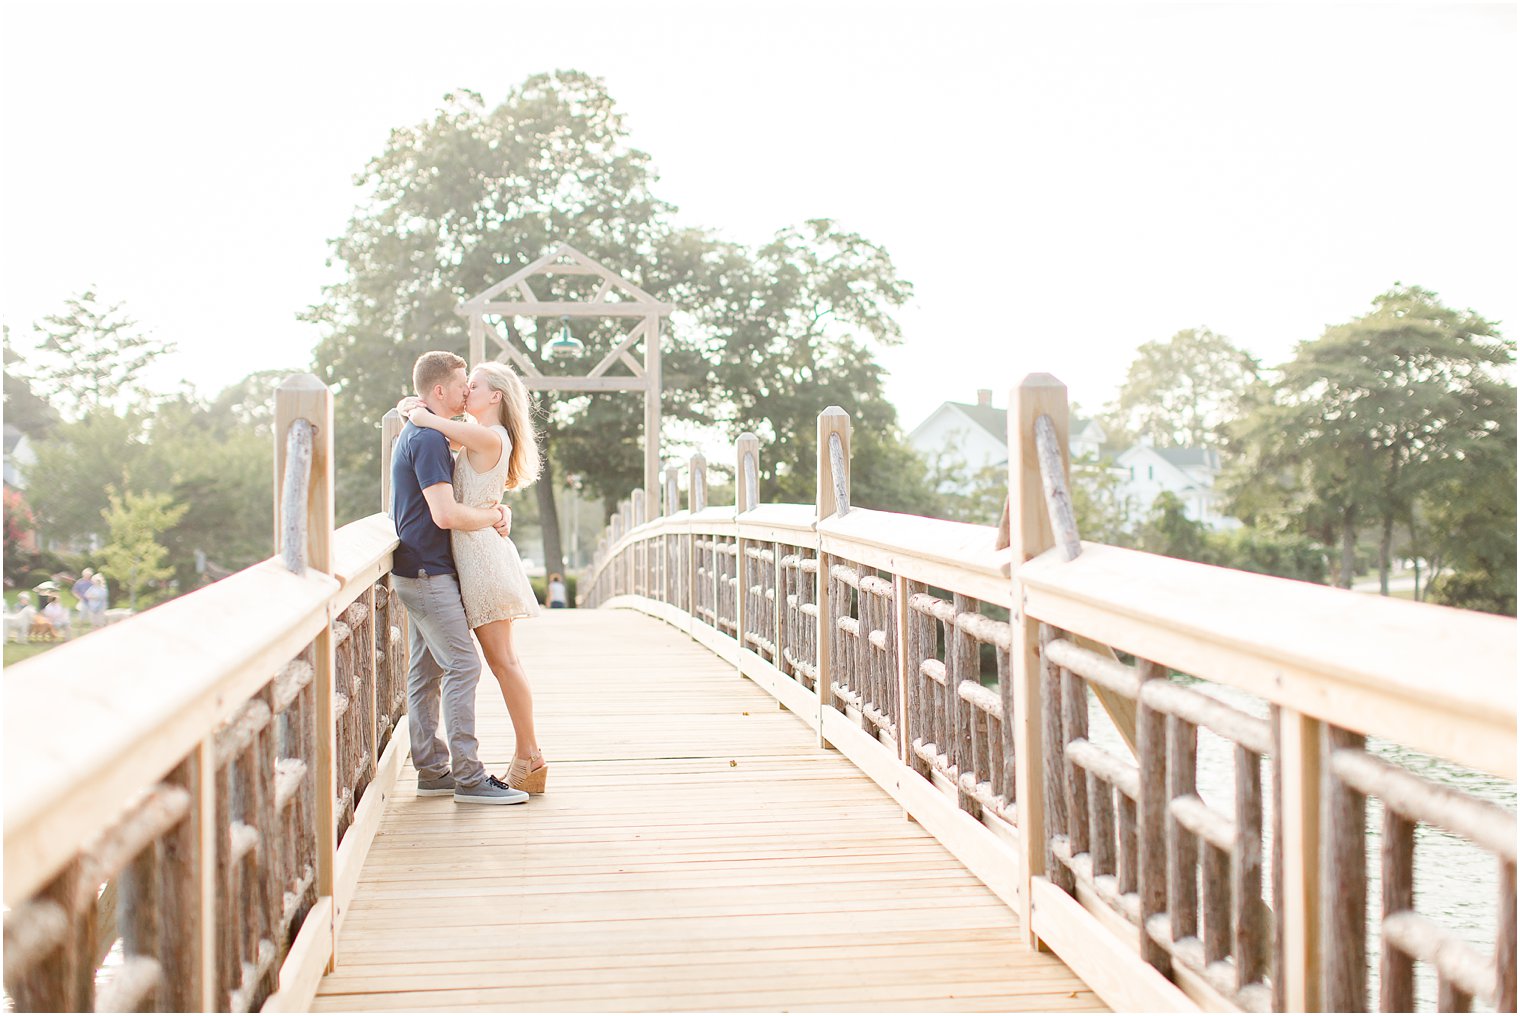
4;641;59;666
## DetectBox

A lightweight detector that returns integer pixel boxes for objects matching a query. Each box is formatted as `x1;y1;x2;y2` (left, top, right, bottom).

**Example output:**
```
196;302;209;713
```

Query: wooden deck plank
317;609;1103;1012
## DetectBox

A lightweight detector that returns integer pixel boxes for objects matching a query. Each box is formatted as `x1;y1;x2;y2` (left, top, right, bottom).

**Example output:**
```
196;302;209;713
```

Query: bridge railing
582;373;1517;1014
4;377;409;1013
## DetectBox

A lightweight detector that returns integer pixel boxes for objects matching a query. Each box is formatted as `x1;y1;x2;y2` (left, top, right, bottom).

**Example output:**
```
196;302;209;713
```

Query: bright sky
2;1;1514;432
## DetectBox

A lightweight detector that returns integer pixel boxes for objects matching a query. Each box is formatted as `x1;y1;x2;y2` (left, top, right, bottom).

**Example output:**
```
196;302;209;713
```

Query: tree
1229;285;1513;593
3;326;59;437
29;289;173;415
926;452;1000;526
26;372;278;594
149;390;276;590
1225;403;1370;586
97;487;188;609
307;74;675;558
1070;455;1133;546
1208;527;1328;585
1418;387;1517;614
205;369;297;438
1136;491;1211;563
1107;327;1264;448
28;410;156;546
309;74;926;571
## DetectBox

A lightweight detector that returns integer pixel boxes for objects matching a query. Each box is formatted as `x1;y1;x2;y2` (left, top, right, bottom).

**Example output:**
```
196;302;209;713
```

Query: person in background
71;569;95;618
11;592;36;642
84;574;109;626
41;594;70;638
547;573;568;609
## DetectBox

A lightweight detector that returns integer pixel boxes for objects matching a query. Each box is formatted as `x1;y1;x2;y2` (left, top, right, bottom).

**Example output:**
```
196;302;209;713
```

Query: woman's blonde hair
472;361;541;490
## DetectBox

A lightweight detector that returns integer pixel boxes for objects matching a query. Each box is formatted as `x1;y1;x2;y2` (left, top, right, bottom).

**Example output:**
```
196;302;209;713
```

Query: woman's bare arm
407;408;502;460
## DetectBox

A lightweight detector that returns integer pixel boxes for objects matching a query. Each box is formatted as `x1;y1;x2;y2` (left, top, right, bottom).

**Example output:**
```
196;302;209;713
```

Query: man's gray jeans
391;571;486;789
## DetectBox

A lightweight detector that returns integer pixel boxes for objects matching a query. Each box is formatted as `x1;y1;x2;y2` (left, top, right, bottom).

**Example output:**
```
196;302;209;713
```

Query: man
72;569;94;623
390;350;527;805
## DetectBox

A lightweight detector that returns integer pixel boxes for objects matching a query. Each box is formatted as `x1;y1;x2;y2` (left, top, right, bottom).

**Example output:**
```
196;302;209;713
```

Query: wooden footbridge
5;374;1516;1013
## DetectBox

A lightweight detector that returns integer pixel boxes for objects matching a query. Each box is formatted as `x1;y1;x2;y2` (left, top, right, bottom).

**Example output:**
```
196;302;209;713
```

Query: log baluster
1233;744;1268;992
1322;724;1368;1012
1136;658;1173;974
1038;624;1074;894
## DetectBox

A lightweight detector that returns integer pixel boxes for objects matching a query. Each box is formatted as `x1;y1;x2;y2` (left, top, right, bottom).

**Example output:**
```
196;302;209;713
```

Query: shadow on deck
314;610;1103;1013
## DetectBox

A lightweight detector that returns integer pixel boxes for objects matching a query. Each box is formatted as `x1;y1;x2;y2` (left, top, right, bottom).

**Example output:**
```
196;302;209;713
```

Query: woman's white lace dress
451;425;541;627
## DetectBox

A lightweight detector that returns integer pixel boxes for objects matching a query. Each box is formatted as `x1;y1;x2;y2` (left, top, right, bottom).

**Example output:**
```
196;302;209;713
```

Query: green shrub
1429;570;1516;617
1208;528;1329;585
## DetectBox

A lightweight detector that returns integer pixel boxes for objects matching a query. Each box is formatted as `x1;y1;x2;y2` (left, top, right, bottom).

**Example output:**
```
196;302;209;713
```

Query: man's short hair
413;351;467;397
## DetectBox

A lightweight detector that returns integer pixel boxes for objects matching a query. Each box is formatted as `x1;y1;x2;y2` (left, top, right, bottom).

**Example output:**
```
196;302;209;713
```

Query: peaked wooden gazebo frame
456;244;674;499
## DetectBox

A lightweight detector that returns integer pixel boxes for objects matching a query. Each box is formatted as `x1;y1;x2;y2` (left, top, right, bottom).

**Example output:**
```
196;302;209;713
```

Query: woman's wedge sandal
507;749;548;794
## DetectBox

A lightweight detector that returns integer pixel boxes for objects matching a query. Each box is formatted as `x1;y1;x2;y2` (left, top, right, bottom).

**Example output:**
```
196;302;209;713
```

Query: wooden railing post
178;738;217;1011
611;509;625;598
664;466;679;606
1008;374;1067;948
688;455;706;619
273;375;336;973
816;408;851;749
1275;706;1323;1012
380;409;403;519
690;455;707;513
736;433;759;666
736;433;759;514
371;411;400;796
631;489;646;598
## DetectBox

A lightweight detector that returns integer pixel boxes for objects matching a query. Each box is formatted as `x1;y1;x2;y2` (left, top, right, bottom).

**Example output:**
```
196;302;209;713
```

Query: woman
84;574;109;626
403;362;549;793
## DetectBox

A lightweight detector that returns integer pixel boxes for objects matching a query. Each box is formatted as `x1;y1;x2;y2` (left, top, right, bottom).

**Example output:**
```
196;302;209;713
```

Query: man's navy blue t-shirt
390;423;456;577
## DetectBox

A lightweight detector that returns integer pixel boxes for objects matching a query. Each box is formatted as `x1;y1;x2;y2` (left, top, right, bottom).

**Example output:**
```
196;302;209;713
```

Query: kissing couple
388;350;549;804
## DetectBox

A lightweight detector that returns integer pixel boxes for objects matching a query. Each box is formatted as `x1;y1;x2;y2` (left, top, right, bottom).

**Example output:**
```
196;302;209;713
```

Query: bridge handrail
588;482;1515;775
4;556;339;906
4;378;409;1013
1019;540;1515;779
582;375;1517;1014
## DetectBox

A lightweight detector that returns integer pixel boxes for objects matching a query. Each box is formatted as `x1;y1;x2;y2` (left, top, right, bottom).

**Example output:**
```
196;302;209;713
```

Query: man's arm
421;484;511;535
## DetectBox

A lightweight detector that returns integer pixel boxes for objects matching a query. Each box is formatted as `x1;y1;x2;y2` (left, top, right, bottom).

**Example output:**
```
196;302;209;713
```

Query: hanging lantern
545;314;585;359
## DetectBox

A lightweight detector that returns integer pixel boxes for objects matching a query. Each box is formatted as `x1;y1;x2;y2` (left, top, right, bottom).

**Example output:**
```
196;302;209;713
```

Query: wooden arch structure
456;244;674;498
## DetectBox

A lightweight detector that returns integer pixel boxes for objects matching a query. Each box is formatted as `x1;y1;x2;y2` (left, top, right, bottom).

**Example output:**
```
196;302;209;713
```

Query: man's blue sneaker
417;772;456;797
454;774;529;805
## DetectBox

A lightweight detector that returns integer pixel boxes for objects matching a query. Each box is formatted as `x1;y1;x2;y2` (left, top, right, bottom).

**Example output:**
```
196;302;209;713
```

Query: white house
4;425;35;490
907;390;1106;474
1113;444;1239;530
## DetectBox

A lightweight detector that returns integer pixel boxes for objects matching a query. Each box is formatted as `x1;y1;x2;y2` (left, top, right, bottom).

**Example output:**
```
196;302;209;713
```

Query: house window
1148;465;1153;480
1128;466;1134;480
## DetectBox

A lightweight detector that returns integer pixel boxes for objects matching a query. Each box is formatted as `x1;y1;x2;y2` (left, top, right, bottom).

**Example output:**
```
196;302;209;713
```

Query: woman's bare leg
474;618;542;765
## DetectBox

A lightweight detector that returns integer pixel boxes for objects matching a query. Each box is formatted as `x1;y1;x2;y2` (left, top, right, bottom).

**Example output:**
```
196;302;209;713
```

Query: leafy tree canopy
1107;327;1264;449
98;487;188;609
3;326;60;437
27;374;277;593
307;71;929;552
1226;283;1514;593
28;289;173;416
